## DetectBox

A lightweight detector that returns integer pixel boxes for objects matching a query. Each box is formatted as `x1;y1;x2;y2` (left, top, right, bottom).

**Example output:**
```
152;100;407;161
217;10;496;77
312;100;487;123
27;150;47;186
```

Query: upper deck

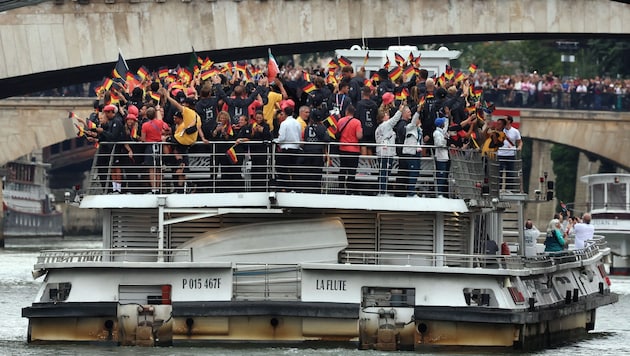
80;141;526;212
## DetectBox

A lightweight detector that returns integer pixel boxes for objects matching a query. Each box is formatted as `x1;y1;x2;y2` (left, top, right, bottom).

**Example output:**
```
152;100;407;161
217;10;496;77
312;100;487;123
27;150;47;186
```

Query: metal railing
341;238;607;270
84;141;522;201
484;89;630;111
36;248;191;264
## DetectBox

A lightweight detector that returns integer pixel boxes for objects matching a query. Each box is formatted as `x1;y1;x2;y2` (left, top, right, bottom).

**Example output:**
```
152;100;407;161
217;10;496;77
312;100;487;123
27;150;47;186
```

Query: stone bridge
1;0;629;98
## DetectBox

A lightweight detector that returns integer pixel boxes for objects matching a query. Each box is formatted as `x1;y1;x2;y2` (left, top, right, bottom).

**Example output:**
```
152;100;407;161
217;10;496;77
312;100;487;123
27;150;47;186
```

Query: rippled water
1;237;629;355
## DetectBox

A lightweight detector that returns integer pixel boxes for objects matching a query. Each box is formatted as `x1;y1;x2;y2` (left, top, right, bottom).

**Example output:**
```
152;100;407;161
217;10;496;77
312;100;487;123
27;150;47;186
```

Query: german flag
407;52;414;65
437;74;446;87
74;123;85;137
468;63;478;74
87;120;97;130
200;70;214;81
149;91;161;104
412;55;421;68
327;59;339;72
455;71;465;83
102;77;114;91
136;66;149;81
130;126;139;140
68;111;80;120
201;57;214;70
383;57;391;70
226;146;238;164
302;82;316;93
419;95;425;108
323;114;339;139
388;66;402;81
337;56;352;66
394;52;405;67
403;66;415;81
223;61;234;74
226;124;234;137
444;65;454;80
326;72;338;86
109;92;120;105
363;78;373;88
235;61;247;74
158;67;169;78
302;71;311;83
112;52;129;81
363;51;370;66
395;88;409;101
370;72;380;83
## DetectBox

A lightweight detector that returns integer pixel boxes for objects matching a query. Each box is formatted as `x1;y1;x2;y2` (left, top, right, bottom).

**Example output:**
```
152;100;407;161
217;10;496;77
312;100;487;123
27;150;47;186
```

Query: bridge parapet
1;0;630;98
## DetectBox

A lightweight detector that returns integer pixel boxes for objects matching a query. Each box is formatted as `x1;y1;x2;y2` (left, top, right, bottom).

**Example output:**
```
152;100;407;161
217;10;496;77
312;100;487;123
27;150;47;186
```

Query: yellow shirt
174;107;200;146
263;91;283;131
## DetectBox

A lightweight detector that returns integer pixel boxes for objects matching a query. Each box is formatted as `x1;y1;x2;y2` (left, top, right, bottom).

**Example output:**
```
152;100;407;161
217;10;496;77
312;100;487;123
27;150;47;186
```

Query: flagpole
118;47;129;70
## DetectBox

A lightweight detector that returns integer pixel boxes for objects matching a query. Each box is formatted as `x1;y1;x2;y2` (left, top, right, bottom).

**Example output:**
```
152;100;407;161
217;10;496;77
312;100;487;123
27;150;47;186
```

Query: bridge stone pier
1;0;630;97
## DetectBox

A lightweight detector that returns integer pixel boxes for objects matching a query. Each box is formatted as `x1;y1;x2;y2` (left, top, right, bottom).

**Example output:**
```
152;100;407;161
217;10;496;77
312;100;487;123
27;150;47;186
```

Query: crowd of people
78;56;527;195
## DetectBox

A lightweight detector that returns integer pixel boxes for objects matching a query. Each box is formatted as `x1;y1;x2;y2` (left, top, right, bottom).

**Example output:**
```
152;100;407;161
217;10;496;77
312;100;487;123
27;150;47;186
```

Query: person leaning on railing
140;107;169;194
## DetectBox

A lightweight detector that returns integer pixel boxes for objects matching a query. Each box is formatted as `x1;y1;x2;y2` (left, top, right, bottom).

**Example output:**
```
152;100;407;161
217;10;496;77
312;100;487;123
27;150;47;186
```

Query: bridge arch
1;0;630;97
518;108;630;170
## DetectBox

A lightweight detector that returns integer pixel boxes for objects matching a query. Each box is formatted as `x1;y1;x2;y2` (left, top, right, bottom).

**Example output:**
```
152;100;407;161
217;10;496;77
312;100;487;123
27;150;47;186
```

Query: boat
580;173;630;275
2;155;62;237
22;140;617;350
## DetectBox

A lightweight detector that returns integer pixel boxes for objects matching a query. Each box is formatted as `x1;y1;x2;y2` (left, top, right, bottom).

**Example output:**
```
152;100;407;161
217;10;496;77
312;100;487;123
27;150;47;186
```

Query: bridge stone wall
519;108;630;171
1;0;629;81
0;97;92;166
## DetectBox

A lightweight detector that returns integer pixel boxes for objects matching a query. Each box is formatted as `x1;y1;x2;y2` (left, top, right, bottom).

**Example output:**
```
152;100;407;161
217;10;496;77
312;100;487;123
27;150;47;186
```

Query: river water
1;237;629;356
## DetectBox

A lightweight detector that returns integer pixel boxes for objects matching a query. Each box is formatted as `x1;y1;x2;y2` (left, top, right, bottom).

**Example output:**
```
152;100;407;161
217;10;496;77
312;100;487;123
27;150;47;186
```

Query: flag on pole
268;48;280;81
226;146;238;164
394;53;405;67
112;52;129;82
337;55;352;66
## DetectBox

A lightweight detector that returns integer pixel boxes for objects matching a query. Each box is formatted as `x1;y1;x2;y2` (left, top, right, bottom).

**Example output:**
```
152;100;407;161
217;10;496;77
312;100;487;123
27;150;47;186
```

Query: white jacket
375;110;401;157
402;112;422;156
433;125;449;161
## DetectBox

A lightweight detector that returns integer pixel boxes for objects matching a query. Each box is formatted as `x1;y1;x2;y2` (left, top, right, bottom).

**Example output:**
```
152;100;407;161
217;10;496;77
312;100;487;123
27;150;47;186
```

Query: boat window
592;183;605;210
119;285;170;305
462;288;496;307
607;182;627;210
361;287;415;307
41;282;71;302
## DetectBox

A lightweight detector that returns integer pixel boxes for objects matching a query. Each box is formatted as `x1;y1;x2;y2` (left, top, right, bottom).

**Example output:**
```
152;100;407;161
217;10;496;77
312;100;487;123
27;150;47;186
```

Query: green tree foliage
550;144;580;211
448;39;630;78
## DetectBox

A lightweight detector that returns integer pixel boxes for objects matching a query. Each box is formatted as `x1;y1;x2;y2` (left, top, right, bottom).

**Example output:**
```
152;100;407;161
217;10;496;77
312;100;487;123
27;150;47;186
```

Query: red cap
127;105;139;116
382;92;394;106
126;113;137;121
280;99;295;110
103;104;117;113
